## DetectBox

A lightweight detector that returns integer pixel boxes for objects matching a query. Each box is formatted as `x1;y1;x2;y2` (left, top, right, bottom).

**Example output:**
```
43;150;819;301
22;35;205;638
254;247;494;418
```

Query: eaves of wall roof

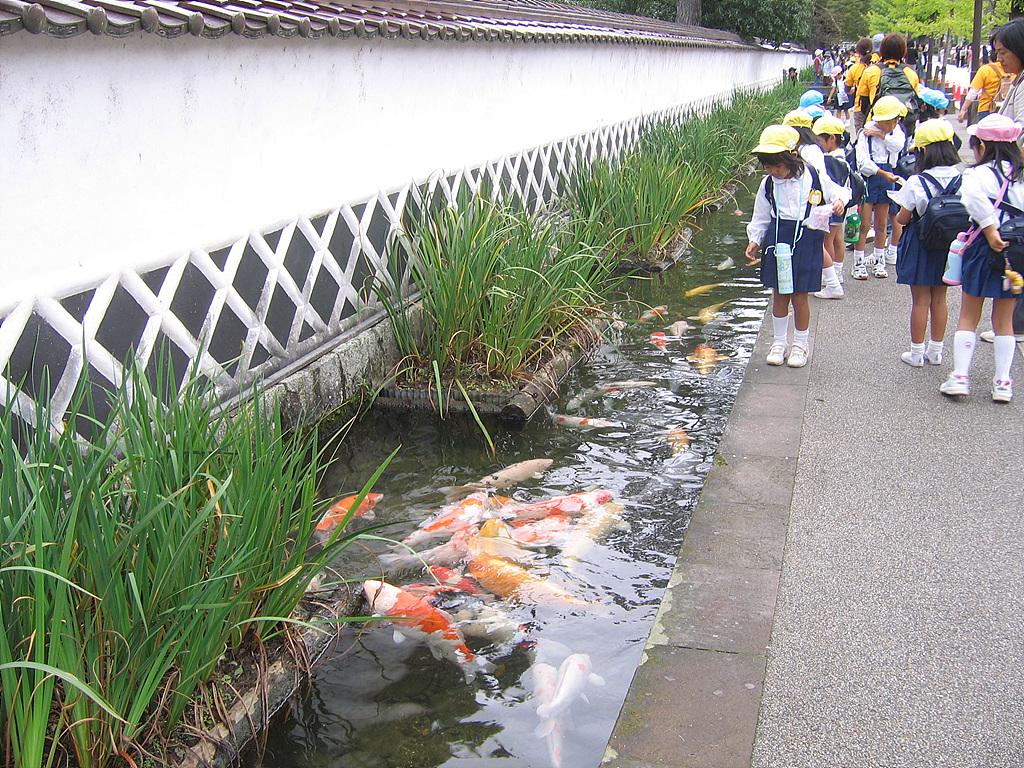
0;0;748;47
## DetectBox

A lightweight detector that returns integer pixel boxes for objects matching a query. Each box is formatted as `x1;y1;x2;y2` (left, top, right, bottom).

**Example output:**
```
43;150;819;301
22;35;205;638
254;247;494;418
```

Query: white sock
854;249;865;263
887;244;899;260
772;314;789;344
910;341;925;355
822;265;841;289
793;328;810;348
994;335;1016;382
927;339;944;359
834;260;845;282
952;330;977;377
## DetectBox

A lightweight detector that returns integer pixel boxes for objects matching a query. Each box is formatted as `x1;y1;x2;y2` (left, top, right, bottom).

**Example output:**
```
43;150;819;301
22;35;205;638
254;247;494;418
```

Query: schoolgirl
828;65;851;119
888;119;961;367
812;115;854;298
745;125;846;368
852;95;908;279
940;114;1024;402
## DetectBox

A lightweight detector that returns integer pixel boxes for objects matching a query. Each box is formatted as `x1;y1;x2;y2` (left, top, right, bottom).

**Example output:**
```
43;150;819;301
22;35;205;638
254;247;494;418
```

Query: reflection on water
245;179;767;768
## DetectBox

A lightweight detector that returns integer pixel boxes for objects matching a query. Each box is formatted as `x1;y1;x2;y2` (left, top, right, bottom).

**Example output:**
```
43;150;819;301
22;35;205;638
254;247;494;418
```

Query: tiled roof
0;0;745;46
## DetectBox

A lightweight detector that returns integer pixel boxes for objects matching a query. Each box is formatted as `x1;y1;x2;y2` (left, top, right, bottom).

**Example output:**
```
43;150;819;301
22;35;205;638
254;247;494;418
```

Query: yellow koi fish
688;301;729;324
684;282;724;298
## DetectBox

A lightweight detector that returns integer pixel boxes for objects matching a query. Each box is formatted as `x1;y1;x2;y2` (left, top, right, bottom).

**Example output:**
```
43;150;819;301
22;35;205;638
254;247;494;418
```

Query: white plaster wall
0;33;806;310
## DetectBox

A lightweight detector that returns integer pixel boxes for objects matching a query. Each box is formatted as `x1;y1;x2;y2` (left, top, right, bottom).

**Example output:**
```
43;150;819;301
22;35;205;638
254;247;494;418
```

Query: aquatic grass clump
563;79;804;261
384;186;618;381
0;358;377;768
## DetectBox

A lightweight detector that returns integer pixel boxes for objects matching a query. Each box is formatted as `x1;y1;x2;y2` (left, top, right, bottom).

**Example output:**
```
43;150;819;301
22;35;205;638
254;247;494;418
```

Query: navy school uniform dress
896;172;959;288
961;168;1024;299
759;165;826;293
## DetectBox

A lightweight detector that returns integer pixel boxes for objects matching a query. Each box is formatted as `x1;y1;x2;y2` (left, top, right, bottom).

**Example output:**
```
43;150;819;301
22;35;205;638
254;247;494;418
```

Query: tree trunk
676;0;701;27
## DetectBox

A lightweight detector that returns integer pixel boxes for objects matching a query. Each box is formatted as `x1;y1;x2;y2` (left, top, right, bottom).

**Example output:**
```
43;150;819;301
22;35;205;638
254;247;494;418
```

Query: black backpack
824;154;864;210
872;63;920;133
916;172;968;251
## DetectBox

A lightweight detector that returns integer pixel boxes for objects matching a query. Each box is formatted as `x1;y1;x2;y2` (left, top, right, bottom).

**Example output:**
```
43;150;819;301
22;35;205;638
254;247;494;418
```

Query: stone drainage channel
243;178;769;768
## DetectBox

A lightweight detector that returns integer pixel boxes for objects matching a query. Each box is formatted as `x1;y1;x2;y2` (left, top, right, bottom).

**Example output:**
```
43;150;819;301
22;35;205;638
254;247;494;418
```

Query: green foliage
868;0;1010;41
810;0;870;45
0;357;378;767
570;0;676;22
702;0;812;44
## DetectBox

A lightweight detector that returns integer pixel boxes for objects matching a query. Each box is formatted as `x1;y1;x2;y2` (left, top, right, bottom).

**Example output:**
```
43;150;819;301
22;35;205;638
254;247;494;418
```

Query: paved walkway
605;121;1024;767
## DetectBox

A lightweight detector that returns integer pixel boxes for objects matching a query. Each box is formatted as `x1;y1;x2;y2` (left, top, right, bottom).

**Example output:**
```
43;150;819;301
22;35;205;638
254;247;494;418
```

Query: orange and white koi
502;489;615;521
468;554;590;607
550;413;620;429
382;526;478;570
403;491;496;547
637;305;667;322
509;514;573;548
316;492;383;531
686;344;729;374
650;331;668;347
362;580;494;679
684;281;724;298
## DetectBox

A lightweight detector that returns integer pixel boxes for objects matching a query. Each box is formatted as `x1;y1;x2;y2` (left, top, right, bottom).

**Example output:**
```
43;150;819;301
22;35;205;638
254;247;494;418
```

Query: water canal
245;177;769;768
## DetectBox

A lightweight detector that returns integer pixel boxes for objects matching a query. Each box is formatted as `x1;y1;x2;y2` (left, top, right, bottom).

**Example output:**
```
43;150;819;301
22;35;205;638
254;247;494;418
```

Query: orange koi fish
686;344;728;374
664;427;691;455
403;491;496;547
468;554;589;607
316;492;384;531
637;305;667;322
363;580;493;678
650;331;668;347
502;489;615;521
509;514;573;548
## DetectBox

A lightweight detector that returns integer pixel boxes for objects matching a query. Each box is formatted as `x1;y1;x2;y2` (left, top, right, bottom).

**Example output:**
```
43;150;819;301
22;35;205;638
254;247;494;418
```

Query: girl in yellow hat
888;119;961;368
745;125;846;368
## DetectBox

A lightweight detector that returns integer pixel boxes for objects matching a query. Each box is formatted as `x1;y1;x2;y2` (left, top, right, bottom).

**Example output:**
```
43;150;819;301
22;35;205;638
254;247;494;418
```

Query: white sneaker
787;342;809;368
925;348;943;365
939;374;970;397
992;379;1013;402
766;342;787;366
872;259;889;278
885;250;898;265
866;227;875;241
901;351;924;367
852;259;869;280
980;330;1024;342
814;284;845;299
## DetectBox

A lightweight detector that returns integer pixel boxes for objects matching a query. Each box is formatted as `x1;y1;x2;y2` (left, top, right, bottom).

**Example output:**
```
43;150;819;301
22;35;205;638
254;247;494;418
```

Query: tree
676;0;700;26
808;0;870;46
868;0;1009;41
701;0;813;44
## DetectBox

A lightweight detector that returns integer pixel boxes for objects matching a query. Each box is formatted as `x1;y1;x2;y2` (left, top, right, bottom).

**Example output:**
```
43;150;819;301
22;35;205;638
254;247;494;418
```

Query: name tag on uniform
809;189;823;205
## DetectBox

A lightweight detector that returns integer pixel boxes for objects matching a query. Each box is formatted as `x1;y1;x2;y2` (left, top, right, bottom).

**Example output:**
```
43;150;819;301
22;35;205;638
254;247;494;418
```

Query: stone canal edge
602;302;814;768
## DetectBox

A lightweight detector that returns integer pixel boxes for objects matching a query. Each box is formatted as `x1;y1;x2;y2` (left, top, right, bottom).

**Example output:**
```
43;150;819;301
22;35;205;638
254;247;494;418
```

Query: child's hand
832;199;845;215
984;227;1009;252
745;242;761;262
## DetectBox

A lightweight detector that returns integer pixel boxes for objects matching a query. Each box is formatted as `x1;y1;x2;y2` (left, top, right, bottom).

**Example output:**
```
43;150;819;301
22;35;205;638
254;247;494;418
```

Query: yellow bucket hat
812;115;848;136
909;118;954;150
752;124;800;154
782;109;814;129
871;95;908;121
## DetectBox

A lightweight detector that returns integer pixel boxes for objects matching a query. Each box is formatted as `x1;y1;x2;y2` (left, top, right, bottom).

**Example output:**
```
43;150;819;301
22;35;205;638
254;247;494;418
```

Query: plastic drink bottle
775;243;794;294
942;232;968;286
844;212;861;243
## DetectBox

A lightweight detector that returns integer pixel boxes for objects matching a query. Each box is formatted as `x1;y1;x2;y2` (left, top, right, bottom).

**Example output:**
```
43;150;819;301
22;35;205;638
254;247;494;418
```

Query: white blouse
888;165;961;216
960;161;1024;231
747;168;835;244
855;122;907;176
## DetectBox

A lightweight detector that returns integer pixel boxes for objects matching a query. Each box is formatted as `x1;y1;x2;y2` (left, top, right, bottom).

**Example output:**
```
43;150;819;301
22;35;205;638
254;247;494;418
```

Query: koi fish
664;427;691;455
425;588;527;644
716;256;735;271
684;281;724;298
686;344;729;375
502;489;615;521
468;554;590;607
403;491;496;547
381;526;477;570
508;514;573;548
721;234;737;245
469;519;536;563
440;459;554;500
362;580;493;678
532;662;568;768
689;300;729;324
665;320;691;336
428;566;483;594
565;381;656;411
315;492;383;531
637;305;667;322
535;653;605;736
550;413;620;429
561;502;627;570
650;331;668;347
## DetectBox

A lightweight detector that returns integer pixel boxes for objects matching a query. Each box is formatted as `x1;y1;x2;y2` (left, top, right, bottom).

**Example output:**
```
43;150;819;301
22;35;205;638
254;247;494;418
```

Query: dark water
245;179;768;768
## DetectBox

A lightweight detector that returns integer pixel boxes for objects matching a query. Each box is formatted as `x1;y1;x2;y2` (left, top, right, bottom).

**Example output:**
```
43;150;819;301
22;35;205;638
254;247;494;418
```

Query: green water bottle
844;211;861;243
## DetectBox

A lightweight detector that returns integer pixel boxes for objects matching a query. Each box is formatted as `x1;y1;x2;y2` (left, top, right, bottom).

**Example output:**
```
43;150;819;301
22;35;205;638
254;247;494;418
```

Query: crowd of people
745;23;1024;403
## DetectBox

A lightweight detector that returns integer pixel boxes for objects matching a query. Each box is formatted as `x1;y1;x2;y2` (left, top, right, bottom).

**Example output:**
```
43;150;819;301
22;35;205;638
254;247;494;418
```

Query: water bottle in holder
943;232;968;286
775;242;794;294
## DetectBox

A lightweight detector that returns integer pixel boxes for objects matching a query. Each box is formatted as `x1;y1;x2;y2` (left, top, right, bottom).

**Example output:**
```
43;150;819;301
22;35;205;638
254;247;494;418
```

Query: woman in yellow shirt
957;60;1010;122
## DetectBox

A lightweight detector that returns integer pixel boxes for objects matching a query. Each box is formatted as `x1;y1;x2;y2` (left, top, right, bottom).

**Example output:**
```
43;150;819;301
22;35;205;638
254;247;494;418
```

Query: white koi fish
550;413;620;429
535;653;605;736
440;459;553;500
532;662;568;768
565;381;656;411
561;502;628;571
